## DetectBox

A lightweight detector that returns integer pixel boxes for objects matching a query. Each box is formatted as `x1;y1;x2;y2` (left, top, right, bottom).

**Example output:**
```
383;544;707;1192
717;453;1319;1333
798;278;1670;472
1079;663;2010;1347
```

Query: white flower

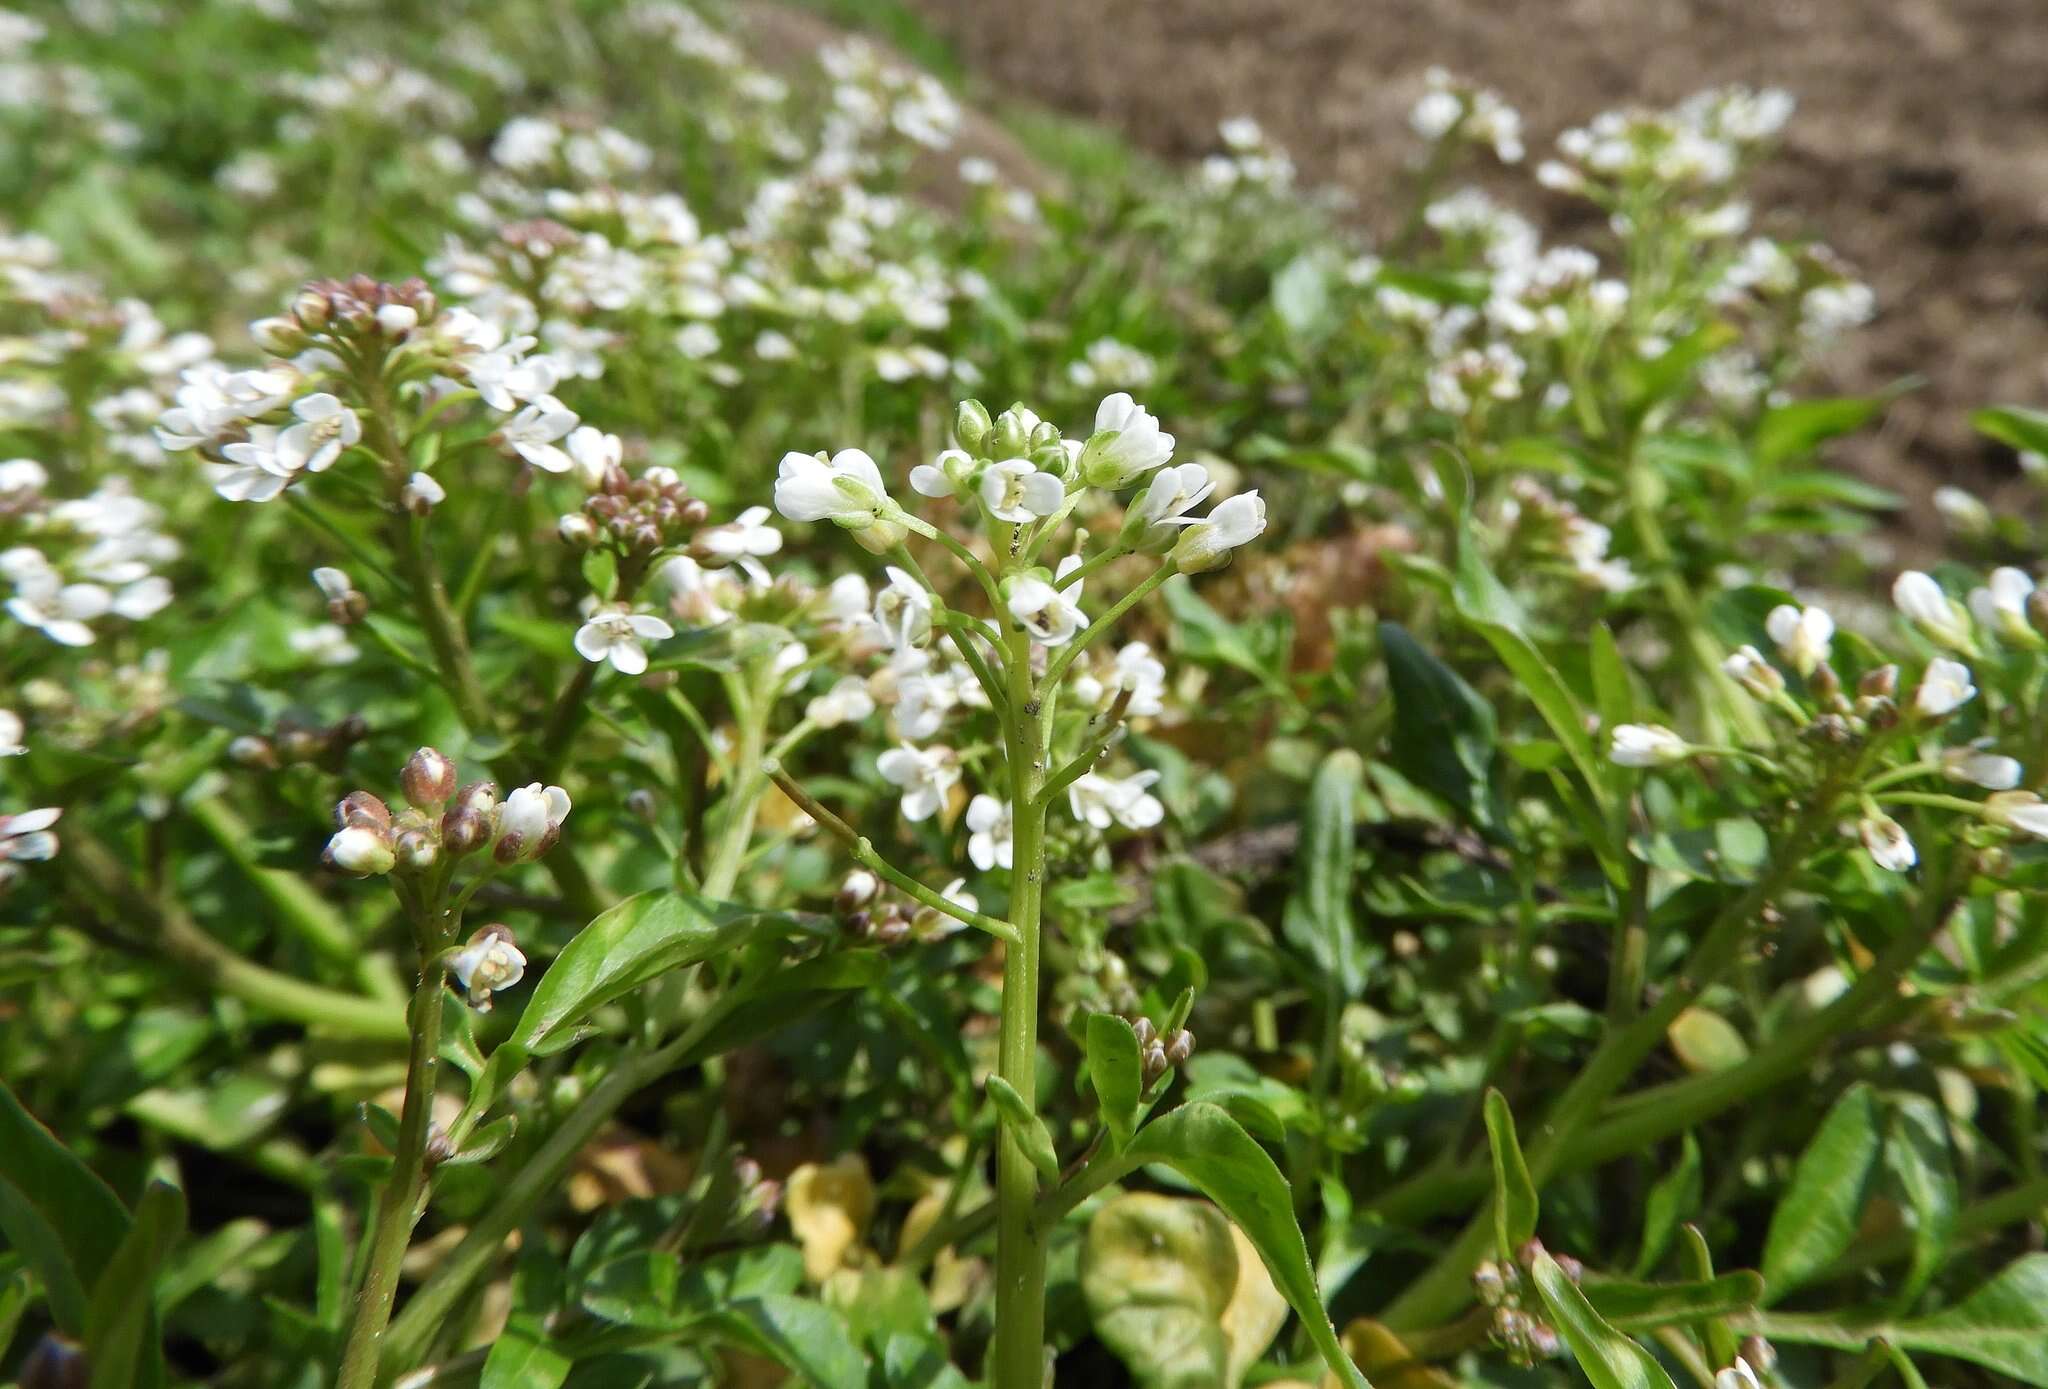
276;393;360;474
449;932;526;1011
1105;647;1171;725
676;322;722;359
1911;657;1976;719
1765;602;1833;676
978;458;1065;523
0;710;23;757
566;426;623;489
1170;491;1267;573
1124;463;1215;551
1968;567;2037;645
874;566;934;650
312;567;353;602
909;447;974;499
1721;644;1785;699
1933;485;1992;536
661;555;740;628
212;424;295;502
894;653;965;740
0;808;60;872
290;623;360;666
1892;571;1971;650
755;330;796;361
468;340;559;411
1068;770;1165;831
966;794;1014;871
496;782;571;860
401;472;445;512
807;676;876;728
1944;744;2023;790
1609;723;1689;767
773;449;900;541
697;506;783;584
1859;812;1916;872
877;743;960;822
499;399;579;473
1714;1357;1763;1389
574;604;674;675
1008;556;1088;646
6;571;111;646
1079;393;1175;488
912;878;979;940
1988;791;2048;840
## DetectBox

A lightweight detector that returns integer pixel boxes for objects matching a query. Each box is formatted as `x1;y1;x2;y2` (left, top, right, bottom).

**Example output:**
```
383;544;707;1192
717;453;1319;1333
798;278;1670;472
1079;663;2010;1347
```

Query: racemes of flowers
764;389;1264;1387
1607;562;2048;875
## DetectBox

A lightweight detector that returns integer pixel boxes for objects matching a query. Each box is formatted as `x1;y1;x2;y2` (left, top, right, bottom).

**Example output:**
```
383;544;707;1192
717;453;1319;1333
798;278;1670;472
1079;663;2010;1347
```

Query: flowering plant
7;3;2048;1389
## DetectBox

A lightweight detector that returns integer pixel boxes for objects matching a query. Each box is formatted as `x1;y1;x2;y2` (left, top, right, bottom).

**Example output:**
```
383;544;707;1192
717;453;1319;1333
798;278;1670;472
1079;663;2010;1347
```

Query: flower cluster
324;747;570;876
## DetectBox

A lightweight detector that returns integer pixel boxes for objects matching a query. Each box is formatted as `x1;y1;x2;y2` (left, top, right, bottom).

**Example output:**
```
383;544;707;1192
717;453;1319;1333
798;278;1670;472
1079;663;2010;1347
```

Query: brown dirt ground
899;0;2048;549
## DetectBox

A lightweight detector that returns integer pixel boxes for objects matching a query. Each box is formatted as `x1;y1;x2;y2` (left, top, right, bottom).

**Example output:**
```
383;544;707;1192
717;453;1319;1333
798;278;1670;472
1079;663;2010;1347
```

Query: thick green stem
991;633;1050;1389
335;961;446;1389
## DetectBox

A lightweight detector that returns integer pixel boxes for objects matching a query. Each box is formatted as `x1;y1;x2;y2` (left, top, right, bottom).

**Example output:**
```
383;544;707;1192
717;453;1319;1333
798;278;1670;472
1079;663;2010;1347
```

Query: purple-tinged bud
625;788;659;821
1809;661;1842;703
1164;1028;1195;1066
558;513;598;548
1131;1017;1157;1049
292;288;331;330
335;790;392;830
836;868;880;912
1473;1261;1506;1305
1859;664;1899;700
440;781;497;856
1739;1338;1775;1372
1553;1253;1584;1283
19;1334;88;1389
395;828;438;872
402;747;458;809
277;721;326;764
1526;1321;1562;1359
250;316;305;355
1517;1237;1548;1269
1141;1041;1169;1083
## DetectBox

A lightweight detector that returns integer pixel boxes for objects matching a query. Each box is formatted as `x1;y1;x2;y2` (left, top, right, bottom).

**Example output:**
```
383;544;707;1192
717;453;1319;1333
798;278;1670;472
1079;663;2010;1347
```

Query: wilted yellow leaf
786;1152;875;1283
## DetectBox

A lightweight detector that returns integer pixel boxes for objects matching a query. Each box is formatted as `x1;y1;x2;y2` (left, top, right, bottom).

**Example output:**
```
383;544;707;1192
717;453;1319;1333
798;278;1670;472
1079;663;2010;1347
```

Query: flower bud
19;1334;88;1389
1472;1261;1506;1305
376;304;419;337
395;828;438;871
953;398;991;453
401;747;457;809
1738;1338;1775;1374
293;288;332;330
1517;1236;1548;1269
873;908;911;946
836;868;880;912
228;734;277;768
1858;664;1899;700
493;782;571;863
325;824;396;875
558;512;598;548
277;721;326;764
625;788;659;821
440;781;497;856
423;1124;456;1168
1141;1040;1169;1083
1164;1028;1195;1066
1809;661;1842;703
335;790;392;830
402;471;445;515
1131;1016;1157;1049
250;316;306;355
989;407;1030;458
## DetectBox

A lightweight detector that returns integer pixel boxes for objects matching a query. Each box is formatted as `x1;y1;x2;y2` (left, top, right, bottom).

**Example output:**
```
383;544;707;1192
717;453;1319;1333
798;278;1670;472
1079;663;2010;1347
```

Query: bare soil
901;0;2048;545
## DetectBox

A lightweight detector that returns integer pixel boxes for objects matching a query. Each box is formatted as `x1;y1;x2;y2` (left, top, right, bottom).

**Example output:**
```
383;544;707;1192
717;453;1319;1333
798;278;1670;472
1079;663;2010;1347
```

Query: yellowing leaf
1324;1320;1458;1389
785;1153;875;1284
1668;1008;1749;1074
1221;1223;1288;1387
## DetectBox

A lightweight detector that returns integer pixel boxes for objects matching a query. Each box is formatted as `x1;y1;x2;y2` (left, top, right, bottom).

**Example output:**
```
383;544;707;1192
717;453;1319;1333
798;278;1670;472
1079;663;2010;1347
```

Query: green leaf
1081;1193;1285;1389
1972;405;2048;458
1379;624;1499;830
85;1181;185;1389
1272;251;1335;340
669;950;889;1069
1755;395;1884;467
480;1331;570;1389
1762;1084;1881;1301
1282;750;1369;997
1482;1090;1538;1259
1885;1093;1958;1310
1762;1256;2048;1385
1528;1251;1678;1389
510;892;808;1060
0;1081;133;1335
1087;1013;1144;1151
986;1076;1059;1184
706;1294;870;1388
1589;623;1635;747
1582;1271;1763;1331
1667;1008;1749;1074
1632;1133;1700;1276
1121;1103;1368;1389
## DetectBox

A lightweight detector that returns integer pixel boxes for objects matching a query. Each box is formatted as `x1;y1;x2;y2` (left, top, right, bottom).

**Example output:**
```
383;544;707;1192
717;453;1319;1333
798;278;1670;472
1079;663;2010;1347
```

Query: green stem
392;511;493;733
1379;790;1840;1328
1042;564;1174;690
335;959;447;1389
991;626;1050;1389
